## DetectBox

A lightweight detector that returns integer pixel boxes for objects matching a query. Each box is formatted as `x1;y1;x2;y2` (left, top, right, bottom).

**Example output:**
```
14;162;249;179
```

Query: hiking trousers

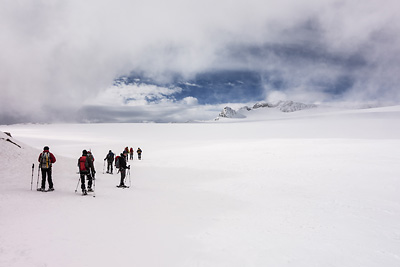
119;168;126;186
80;172;93;190
107;160;113;173
41;168;53;189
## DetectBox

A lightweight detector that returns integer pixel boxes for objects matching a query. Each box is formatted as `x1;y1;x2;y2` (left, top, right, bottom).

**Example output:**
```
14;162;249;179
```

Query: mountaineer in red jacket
37;146;56;191
78;150;95;195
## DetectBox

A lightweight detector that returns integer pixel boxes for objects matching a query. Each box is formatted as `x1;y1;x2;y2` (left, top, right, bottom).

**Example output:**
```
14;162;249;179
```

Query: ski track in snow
1;106;400;267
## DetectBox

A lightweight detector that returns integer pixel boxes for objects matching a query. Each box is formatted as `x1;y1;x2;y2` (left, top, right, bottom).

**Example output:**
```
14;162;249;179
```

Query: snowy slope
1;106;400;267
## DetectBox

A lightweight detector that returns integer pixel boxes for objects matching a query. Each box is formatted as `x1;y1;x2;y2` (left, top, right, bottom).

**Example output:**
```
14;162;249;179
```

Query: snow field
1;106;400;267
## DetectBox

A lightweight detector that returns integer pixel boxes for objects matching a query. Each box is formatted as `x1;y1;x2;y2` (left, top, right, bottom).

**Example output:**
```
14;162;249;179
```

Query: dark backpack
115;156;120;168
87;153;94;162
40;152;52;169
107;152;114;161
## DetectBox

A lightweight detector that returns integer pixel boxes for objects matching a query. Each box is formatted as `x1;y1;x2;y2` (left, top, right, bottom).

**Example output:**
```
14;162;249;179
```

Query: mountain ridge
217;100;318;119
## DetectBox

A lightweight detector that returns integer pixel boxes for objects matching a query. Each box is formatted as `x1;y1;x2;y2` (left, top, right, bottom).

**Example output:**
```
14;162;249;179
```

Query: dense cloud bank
1;0;399;123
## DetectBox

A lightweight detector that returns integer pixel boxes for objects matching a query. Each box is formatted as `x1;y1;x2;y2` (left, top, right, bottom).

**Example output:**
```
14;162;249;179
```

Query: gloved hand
127;165;130;169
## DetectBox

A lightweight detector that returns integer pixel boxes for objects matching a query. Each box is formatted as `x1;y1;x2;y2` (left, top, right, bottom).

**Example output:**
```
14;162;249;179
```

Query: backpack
40;152;52;169
107;152;114;161
115;156;120;168
79;156;89;172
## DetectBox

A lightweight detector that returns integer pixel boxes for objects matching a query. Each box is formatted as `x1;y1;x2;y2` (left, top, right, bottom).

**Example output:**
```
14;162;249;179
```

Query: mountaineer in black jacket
117;152;129;188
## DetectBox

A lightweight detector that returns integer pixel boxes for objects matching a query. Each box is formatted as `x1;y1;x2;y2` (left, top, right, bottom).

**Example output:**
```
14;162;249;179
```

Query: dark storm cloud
209;15;400;103
1;0;400;124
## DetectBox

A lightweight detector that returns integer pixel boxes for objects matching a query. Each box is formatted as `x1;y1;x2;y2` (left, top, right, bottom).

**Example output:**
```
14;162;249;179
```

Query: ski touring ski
116;185;130;189
37;188;54;192
81;190;96;197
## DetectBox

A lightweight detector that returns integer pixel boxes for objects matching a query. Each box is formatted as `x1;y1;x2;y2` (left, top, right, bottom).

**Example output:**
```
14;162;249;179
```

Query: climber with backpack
124;147;129;161
86;150;96;179
137;147;142;160
37;146;57;192
116;152;129;188
104;150;114;174
78;150;95;195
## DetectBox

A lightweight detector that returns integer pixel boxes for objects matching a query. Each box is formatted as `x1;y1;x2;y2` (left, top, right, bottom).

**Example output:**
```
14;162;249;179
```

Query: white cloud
180;97;198;106
1;0;400;123
266;91;288;103
87;83;183;106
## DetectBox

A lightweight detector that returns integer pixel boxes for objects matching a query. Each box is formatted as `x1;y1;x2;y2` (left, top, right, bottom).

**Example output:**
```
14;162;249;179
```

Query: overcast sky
1;0;400;123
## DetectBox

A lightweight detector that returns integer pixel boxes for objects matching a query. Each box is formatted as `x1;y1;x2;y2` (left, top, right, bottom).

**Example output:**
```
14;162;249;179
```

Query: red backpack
79;156;89;172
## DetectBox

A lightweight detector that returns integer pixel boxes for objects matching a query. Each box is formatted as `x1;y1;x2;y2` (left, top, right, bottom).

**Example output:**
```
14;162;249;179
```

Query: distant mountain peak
218;107;246;118
253;100;317;112
217;100;317;119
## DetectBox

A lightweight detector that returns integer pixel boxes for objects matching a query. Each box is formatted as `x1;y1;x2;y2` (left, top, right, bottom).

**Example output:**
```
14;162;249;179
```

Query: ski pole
75;176;81;193
31;163;34;190
36;165;41;190
128;168;131;187
93;177;96;198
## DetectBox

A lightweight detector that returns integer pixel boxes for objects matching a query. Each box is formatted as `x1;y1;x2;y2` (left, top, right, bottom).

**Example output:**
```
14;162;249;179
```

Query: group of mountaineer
103;147;142;189
36;145;143;195
104;147;142;174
